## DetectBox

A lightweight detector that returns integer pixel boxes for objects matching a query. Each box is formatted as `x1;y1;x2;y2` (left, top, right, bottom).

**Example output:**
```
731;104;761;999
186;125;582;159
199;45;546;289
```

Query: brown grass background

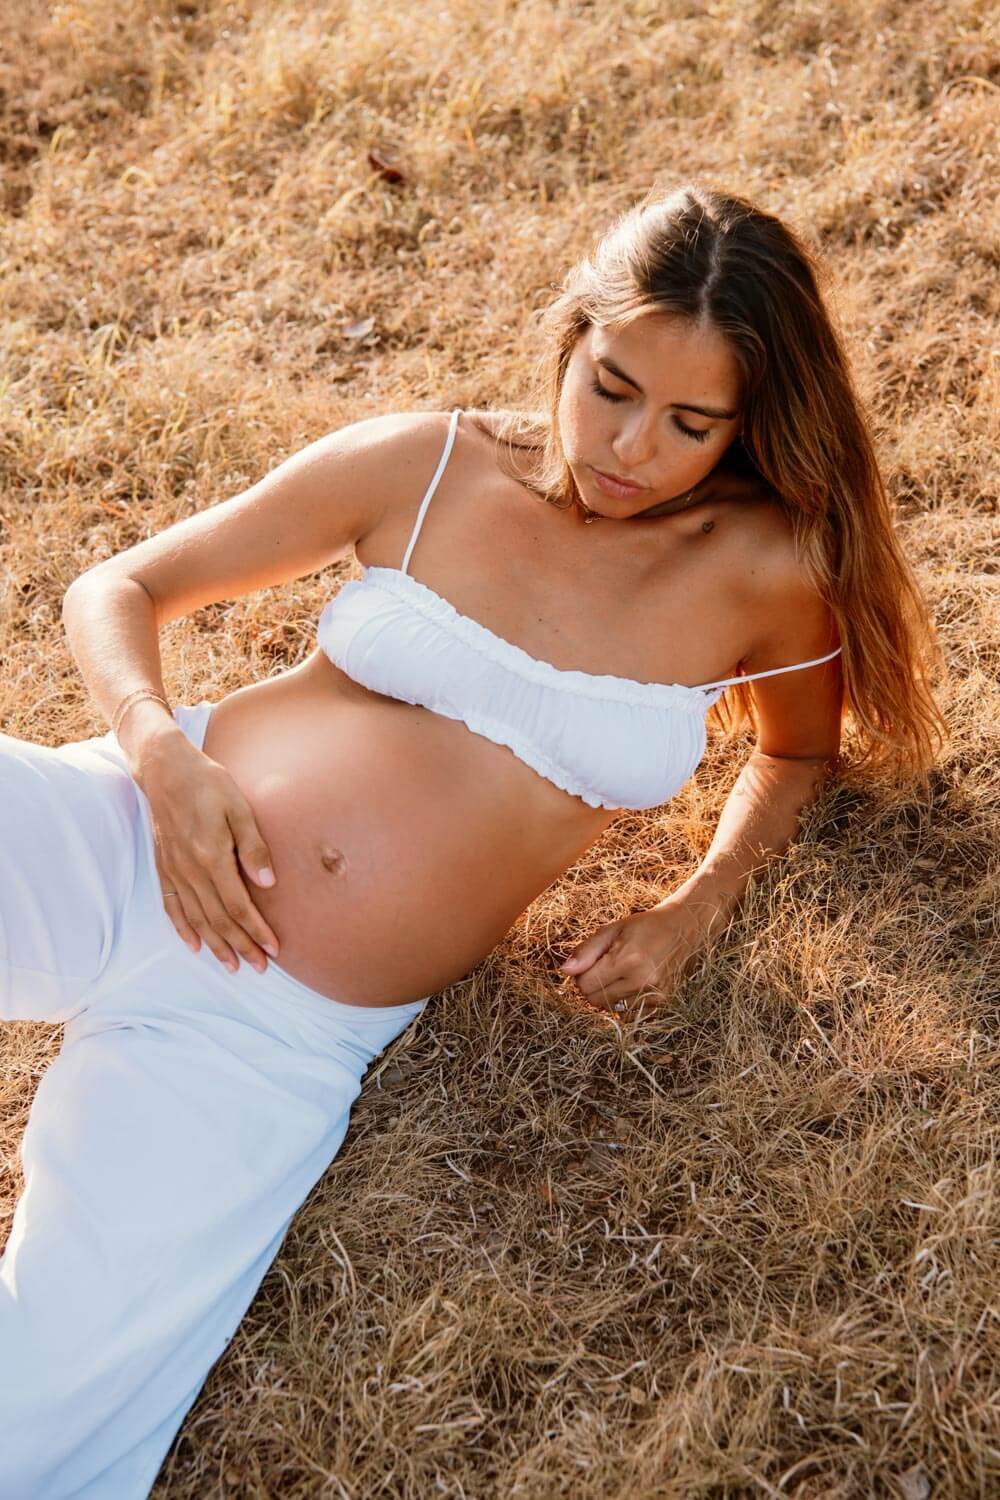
2;1;999;1496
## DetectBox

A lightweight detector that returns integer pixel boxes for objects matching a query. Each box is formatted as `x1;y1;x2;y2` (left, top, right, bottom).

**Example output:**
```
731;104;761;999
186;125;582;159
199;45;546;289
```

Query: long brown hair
473;183;948;782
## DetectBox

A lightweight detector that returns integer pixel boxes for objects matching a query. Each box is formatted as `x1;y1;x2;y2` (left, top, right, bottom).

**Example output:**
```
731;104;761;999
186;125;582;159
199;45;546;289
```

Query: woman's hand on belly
140;734;282;975
556;901;710;1019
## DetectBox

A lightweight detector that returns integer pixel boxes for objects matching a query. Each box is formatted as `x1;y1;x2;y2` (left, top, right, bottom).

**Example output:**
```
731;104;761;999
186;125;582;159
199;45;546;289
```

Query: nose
610;411;657;472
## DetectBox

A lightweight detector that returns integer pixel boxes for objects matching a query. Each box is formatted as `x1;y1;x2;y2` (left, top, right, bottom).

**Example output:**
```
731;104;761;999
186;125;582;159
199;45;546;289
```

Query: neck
632;488;705;520
573;488;701;524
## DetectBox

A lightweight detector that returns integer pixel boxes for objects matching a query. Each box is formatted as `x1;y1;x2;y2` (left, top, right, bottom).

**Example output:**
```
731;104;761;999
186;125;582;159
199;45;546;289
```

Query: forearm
656;750;837;936
61;573;186;777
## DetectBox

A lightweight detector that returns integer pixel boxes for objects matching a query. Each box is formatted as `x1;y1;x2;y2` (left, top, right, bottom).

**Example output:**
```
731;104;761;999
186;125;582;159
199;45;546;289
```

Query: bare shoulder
463;407;507;442
735;498;841;664
730;492;800;588
460;406;547;483
322;405;456;475
320;408;465;542
462;406;546;444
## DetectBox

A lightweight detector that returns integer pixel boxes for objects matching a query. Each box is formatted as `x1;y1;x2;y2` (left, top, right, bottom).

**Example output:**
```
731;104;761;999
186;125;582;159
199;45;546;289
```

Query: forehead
586;314;743;405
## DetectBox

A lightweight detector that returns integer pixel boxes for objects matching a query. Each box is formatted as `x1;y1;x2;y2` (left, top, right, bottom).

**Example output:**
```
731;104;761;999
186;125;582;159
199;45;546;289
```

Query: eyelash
590;377;712;444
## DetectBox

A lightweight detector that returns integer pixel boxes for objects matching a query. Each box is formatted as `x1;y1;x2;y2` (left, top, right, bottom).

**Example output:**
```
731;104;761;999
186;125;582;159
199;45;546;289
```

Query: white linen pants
0;701;428;1498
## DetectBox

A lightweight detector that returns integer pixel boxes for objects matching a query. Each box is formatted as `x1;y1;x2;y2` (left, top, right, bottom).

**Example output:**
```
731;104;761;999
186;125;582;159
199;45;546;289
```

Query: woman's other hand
137;737;281;975
556;899;709;1019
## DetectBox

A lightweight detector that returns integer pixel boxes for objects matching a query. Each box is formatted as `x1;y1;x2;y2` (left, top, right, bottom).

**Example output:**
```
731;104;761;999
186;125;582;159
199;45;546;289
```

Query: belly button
320;846;348;877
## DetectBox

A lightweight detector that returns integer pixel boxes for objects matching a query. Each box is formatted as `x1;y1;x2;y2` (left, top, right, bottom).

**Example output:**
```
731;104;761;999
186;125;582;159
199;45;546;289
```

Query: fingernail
257;868;275;887
225;959;238;974
263;943;278;957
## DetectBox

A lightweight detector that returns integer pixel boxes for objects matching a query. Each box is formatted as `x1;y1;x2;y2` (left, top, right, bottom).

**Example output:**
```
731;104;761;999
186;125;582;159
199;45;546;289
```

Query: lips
590;466;649;497
602;467;644;487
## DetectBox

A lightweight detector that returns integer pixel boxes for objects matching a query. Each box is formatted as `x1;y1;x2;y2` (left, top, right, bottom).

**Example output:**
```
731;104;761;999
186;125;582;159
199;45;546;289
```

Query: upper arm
741;536;843;763
64;410;444;627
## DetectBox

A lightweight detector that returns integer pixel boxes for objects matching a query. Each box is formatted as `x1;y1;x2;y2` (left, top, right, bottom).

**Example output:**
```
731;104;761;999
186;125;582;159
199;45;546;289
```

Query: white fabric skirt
0;702;428;1497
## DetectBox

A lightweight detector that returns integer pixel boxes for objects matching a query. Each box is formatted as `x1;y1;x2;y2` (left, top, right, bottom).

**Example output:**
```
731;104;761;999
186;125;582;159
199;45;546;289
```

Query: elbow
63;568;151;609
746;747;840;806
61;573;100;631
752;707;841;774
62;567;104;607
750;747;839;772
61;575;89;622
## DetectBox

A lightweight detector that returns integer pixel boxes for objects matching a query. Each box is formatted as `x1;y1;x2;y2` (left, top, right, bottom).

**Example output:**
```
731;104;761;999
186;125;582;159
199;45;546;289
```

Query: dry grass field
2;1;999;1496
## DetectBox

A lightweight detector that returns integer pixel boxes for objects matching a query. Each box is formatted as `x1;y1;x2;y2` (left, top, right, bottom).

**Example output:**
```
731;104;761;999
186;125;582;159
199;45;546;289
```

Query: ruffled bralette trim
352;566;719;714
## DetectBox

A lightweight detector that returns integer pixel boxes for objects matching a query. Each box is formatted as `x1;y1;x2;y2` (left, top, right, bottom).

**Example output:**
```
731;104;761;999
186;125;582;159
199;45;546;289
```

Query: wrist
653;870;743;938
116;699;184;780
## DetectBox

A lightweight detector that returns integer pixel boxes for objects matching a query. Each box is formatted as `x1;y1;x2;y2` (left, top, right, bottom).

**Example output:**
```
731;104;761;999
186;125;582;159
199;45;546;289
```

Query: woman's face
557;313;744;520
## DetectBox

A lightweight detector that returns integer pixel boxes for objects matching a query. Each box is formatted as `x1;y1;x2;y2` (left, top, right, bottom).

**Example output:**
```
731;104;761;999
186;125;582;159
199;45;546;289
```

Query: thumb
558;922;622;975
228;804;276;887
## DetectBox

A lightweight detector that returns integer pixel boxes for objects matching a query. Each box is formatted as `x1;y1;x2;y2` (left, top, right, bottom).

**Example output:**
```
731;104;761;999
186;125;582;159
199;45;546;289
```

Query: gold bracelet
111;689;172;738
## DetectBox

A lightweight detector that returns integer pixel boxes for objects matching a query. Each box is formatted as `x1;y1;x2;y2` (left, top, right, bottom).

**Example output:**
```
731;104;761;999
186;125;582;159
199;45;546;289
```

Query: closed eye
590;377;712;444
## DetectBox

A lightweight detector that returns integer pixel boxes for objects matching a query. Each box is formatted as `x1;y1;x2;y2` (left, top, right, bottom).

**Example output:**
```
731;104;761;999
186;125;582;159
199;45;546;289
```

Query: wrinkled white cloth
0;703;427;1498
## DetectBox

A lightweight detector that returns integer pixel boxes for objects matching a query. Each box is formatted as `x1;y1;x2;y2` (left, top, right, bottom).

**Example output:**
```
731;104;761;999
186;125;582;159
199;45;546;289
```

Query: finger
580;967;664;1010
576;967;635;1009
558;923;623;977
227;804;277;891
582;990;662;1025
213;846;281;958
162;889;201;954
613;991;664;1022
153;843;202;955
195;870;271;974
176;874;242;973
573;949;635;1002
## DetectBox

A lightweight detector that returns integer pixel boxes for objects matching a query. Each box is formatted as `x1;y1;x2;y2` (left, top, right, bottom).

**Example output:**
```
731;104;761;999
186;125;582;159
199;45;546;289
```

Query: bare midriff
200;650;617;1007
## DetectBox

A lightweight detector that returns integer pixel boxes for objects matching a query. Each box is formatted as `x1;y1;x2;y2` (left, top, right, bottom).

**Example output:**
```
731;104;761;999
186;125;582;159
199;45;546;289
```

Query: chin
565;464;594;503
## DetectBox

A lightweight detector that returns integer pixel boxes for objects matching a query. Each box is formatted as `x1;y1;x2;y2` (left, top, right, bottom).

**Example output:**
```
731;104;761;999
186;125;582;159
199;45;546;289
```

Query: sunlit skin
95;302;838;1021
558;312;746;522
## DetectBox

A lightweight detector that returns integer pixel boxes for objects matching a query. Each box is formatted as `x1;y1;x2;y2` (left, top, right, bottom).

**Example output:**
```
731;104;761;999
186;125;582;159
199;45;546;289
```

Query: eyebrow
595;355;740;421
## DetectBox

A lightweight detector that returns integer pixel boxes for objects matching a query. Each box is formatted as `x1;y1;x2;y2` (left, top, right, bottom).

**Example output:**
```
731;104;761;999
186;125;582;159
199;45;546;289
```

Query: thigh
0;960;389;1498
0;729;141;1023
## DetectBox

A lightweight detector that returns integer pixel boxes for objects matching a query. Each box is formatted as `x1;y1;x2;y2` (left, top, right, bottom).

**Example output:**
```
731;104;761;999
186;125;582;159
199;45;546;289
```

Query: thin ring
162;889;178;897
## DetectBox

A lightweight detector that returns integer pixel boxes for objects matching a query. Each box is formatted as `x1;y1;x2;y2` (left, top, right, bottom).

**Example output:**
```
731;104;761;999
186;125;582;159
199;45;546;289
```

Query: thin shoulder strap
698;644;842;693
400;408;462;576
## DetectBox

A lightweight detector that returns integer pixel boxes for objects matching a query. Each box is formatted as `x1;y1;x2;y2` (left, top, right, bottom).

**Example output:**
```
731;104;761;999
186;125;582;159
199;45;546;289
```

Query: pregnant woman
1;184;944;1495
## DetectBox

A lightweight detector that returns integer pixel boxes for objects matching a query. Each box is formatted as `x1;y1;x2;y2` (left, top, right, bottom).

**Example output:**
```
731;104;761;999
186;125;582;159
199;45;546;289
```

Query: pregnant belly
199;656;612;1007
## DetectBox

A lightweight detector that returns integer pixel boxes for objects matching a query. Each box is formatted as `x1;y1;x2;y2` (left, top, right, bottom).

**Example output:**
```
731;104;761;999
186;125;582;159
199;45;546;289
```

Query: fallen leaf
368;148;405;183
